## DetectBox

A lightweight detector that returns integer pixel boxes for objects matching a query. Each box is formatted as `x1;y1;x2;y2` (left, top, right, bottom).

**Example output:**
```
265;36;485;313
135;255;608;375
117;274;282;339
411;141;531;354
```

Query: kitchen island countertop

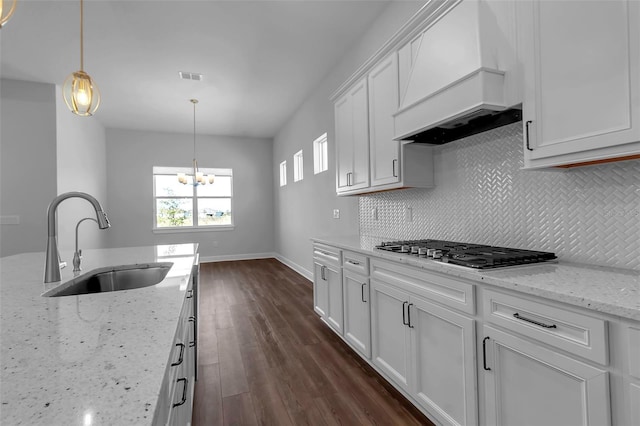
0;244;198;425
312;235;639;321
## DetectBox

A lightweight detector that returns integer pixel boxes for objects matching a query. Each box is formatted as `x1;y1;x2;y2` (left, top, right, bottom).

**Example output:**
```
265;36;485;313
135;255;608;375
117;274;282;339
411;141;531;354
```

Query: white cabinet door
313;261;329;318
325;264;343;334
483;325;610;426
370;279;412;392
335;77;370;193
519;0;640;168
410;296;477;426
368;52;400;187
343;270;371;358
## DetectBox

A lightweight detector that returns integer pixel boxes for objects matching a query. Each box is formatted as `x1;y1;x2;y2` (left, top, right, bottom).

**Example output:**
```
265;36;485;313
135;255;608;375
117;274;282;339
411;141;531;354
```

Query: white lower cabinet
370;275;477;426
482;325;610;426
370;279;413;392
343;269;371;358
313;244;343;334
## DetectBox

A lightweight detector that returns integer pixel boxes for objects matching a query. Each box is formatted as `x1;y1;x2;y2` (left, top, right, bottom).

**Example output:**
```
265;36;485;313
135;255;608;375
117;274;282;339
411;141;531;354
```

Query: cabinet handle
525;120;533;151
173;377;188;407
189;316;197;347
347;172;353;186
392;159;398;177
320;265;326;281
346;260;360;265
402;301;408;325
361;283;367;303
407;303;414;328
171;343;185;367
482;337;491;371
513;312;557;329
186;289;193;299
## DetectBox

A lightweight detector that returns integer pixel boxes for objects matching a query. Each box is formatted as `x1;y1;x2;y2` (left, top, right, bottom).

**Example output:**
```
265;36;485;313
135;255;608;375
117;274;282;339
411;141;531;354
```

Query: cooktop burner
375;239;556;269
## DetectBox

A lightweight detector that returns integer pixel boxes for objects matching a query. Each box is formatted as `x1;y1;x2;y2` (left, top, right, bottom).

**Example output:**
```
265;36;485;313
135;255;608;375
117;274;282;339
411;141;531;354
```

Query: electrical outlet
333;209;340;219
405;206;413;222
372;208;378;220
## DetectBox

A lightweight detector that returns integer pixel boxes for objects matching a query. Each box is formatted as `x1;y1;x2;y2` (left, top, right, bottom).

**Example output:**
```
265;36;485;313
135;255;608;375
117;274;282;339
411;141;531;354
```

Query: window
313;133;328;174
279;161;287;186
293;150;304;182
153;167;233;231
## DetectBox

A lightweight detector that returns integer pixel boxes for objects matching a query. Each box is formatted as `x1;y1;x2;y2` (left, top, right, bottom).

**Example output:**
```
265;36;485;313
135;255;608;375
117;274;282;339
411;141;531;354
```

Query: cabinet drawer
313;244;341;268
370;259;475;314
483;289;607;365
342;250;368;275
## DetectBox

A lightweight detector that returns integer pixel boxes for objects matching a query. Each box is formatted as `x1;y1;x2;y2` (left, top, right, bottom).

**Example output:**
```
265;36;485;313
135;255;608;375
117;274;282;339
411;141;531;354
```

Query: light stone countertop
312;235;640;321
0;243;198;426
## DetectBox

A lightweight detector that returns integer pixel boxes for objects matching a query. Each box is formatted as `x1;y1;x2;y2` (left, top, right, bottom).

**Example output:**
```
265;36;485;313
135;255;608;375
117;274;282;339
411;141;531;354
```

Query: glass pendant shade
62;70;101;116
0;0;18;28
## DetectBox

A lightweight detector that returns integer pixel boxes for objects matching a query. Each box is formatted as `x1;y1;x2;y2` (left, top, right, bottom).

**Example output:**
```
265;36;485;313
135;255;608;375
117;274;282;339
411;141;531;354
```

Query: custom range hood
394;0;521;145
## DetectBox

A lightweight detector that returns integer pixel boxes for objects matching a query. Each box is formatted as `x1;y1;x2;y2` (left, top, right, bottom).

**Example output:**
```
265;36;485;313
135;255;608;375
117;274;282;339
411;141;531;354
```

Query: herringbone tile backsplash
359;122;640;270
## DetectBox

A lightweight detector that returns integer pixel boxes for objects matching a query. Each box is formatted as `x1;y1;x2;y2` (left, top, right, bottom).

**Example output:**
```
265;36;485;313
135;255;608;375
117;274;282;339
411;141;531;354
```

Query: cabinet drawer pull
186;289;193;299
402;301;408;326
320;265;326;281
189;316;197;347
392;159;398;177
361;283;367;303
173;377;188;407
347;172;353;186
482;337;491;371
346;260;360;265
513;312;557;329
171;343;185;367
407;303;414;328
525;120;533;151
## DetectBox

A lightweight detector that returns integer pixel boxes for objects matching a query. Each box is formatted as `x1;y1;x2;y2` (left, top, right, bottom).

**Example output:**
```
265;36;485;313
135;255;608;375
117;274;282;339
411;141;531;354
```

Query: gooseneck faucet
44;192;110;283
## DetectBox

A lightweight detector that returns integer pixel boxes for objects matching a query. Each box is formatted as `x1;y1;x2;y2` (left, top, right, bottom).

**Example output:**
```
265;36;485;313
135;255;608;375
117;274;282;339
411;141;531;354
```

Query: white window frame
313;133;328;174
152;166;234;233
279;160;287;187
293;149;304;182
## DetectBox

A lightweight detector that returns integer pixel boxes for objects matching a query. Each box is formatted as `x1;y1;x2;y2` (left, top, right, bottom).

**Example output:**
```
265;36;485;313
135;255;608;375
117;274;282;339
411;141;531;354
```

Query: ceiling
1;0;391;138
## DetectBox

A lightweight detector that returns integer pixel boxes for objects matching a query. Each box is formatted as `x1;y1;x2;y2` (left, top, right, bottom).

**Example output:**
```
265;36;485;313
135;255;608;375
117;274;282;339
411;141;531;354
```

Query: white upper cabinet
368;53;401;187
335;77;370;194
518;0;640;168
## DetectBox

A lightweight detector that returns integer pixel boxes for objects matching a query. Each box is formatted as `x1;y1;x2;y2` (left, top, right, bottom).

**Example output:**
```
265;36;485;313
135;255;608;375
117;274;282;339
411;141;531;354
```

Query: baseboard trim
200;252;277;263
274;254;313;282
200;252;313;282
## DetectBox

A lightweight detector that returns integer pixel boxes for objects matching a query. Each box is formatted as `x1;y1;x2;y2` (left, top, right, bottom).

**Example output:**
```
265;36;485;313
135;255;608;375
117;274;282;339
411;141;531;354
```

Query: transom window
153;167;233;230
313;133;328;174
293;150;303;182
279;161;287;187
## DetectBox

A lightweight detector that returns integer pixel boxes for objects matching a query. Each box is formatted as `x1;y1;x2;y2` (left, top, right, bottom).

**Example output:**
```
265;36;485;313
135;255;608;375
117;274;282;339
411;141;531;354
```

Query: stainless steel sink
45;262;173;297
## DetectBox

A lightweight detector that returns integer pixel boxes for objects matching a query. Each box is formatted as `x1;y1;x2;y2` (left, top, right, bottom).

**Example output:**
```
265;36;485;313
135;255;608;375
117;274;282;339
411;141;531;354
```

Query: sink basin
45;262;173;297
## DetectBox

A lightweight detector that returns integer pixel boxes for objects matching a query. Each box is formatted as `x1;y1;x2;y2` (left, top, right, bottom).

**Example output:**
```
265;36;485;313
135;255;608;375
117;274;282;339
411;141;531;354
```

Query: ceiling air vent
179;71;203;81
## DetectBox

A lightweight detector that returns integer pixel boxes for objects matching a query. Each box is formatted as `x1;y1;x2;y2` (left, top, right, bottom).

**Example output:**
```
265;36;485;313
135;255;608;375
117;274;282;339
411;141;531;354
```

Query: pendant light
0;0;17;28
177;99;215;186
62;0;100;116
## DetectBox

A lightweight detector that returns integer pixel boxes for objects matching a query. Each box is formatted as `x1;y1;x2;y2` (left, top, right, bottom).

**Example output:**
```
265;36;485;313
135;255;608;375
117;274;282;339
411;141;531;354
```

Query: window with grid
153;167;233;230
313;133;328;174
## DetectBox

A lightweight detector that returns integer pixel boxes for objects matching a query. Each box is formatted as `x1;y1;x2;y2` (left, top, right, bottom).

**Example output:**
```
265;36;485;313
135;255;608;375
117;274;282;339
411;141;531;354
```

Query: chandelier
177;99;214;186
62;0;101;116
0;0;18;28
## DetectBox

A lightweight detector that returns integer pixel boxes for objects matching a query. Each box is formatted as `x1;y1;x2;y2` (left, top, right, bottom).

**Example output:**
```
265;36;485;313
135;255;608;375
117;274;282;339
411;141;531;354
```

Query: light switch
333;209;340;219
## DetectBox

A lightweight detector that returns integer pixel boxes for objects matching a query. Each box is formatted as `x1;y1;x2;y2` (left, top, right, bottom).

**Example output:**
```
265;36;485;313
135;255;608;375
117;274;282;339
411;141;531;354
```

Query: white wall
0;79;58;257
105;128;274;260
272;1;426;277
55;89;108;252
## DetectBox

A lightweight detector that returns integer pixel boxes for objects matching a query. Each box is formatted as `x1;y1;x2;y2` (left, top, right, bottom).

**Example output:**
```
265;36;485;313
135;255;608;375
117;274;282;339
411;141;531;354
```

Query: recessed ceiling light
179;71;203;81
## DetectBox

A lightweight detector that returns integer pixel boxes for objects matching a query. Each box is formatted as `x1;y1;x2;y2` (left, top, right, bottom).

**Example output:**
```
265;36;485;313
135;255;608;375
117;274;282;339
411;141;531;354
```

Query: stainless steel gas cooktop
375;239;557;270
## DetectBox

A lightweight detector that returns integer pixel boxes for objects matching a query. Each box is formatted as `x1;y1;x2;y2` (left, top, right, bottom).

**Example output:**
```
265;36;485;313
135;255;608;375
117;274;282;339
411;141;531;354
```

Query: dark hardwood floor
192;259;435;426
